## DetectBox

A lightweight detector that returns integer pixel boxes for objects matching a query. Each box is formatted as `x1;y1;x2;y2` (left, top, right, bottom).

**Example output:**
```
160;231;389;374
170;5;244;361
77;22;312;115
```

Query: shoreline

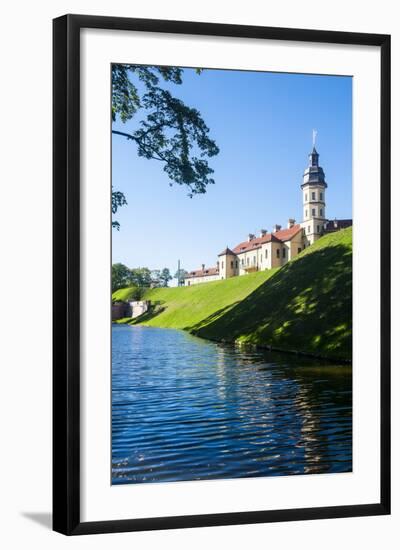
190;330;352;364
113;322;351;364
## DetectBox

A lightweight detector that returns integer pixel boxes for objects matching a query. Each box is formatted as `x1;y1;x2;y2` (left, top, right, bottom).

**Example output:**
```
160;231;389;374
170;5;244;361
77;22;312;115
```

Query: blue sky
112;67;352;280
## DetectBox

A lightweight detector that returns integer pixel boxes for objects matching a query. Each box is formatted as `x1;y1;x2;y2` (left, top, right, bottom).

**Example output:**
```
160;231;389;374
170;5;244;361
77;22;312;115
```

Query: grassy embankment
112;286;139;302
113;227;352;361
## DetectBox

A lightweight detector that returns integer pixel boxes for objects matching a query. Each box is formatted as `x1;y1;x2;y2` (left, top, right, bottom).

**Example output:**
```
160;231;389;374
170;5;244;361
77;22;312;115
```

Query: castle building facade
184;144;352;286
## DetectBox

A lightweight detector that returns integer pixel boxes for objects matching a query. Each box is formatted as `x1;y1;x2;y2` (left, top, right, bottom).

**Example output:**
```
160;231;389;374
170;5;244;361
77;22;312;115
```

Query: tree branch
112;129;167;162
112;129;139;141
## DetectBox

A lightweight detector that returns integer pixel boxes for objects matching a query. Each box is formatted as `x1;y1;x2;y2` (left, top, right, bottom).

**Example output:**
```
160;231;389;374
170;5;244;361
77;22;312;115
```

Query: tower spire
312;129;317;148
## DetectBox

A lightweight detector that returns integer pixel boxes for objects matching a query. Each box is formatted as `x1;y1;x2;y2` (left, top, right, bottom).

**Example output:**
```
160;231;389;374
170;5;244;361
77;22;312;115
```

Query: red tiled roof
185;266;219;279
273;225;302;241
232;224;301;254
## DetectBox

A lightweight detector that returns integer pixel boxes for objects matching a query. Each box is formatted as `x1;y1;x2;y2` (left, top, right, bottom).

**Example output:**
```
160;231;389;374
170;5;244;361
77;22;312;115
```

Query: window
320;192;323;201
253;256;256;264
312;208;316;216
305;209;308;218
265;249;268;259
277;249;280;258
320;209;323;216
305;193;308;201
260;256;262;263
312;192;316;200
307;226;310;233
317;225;320;233
297;247;302;254
247;257;249;266
235;260;238;268
221;261;224;269
282;248;286;258
241;258;244;266
230;260;234;268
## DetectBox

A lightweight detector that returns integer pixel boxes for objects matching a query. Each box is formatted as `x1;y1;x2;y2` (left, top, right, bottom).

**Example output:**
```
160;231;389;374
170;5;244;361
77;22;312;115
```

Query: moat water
112;325;352;484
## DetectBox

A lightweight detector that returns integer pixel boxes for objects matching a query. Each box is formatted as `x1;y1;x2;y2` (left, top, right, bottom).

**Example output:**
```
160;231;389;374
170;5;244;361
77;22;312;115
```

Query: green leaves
112;65;184;123
112;263;133;291
133;86;219;196
111;188;127;230
112;65;141;123
112;64;220;227
159;268;172;287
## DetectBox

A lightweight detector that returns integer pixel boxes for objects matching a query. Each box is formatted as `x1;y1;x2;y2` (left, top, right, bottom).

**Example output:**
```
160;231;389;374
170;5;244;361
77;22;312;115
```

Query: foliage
150;270;161;287
159;268;172;287
112;263;133;291
130;267;152;288
117;228;353;361
174;268;188;286
112;64;220;227
111;190;127;230
112;264;153;293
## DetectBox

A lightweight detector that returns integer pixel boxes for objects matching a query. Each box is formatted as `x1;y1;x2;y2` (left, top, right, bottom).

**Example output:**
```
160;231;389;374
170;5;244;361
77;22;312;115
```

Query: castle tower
217;247;237;279
300;131;328;245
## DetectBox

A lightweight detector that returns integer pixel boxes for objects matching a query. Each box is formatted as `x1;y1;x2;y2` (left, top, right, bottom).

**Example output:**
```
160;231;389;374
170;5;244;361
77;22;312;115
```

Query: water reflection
112;325;352;484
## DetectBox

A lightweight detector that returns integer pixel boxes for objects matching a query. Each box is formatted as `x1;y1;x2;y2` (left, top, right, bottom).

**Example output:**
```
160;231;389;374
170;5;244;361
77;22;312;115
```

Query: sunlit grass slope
117;228;352;360
193;228;352;361
138;269;277;329
112;286;138;302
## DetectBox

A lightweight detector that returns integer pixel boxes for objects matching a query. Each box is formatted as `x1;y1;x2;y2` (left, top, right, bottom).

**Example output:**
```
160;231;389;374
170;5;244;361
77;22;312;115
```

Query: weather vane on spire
312;129;317;148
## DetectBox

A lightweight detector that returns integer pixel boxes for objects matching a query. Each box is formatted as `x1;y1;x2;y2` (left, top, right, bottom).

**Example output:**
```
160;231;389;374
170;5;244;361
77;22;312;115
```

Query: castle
184;140;352;286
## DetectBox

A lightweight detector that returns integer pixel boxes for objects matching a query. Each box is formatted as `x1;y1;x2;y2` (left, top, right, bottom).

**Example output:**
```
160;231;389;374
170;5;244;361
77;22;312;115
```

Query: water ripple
112;325;352;484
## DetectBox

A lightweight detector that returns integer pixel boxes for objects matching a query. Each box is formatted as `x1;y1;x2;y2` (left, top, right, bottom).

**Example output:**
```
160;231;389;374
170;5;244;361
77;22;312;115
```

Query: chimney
201;263;205;271
248;233;255;242
272;224;282;233
259;229;267;238
287;218;295;229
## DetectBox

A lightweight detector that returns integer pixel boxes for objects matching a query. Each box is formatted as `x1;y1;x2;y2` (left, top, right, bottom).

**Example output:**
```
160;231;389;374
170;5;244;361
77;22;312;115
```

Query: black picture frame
53;14;391;535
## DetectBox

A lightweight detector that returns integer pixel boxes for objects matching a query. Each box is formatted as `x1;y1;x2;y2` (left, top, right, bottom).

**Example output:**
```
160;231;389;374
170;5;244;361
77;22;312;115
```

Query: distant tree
112;263;133;292
159;268;172;287
130;267;152;288
174;268;188;286
150;269;162;287
112;64;220;228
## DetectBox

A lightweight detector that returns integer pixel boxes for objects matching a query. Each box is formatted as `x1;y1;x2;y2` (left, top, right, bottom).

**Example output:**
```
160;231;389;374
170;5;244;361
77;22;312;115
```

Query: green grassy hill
112;286;138;302
118;228;352;361
138;269;277;329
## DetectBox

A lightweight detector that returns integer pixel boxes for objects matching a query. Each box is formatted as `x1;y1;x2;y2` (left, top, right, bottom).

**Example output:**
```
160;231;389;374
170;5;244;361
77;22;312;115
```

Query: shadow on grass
192;242;352;361
129;305;166;325
183;302;241;332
